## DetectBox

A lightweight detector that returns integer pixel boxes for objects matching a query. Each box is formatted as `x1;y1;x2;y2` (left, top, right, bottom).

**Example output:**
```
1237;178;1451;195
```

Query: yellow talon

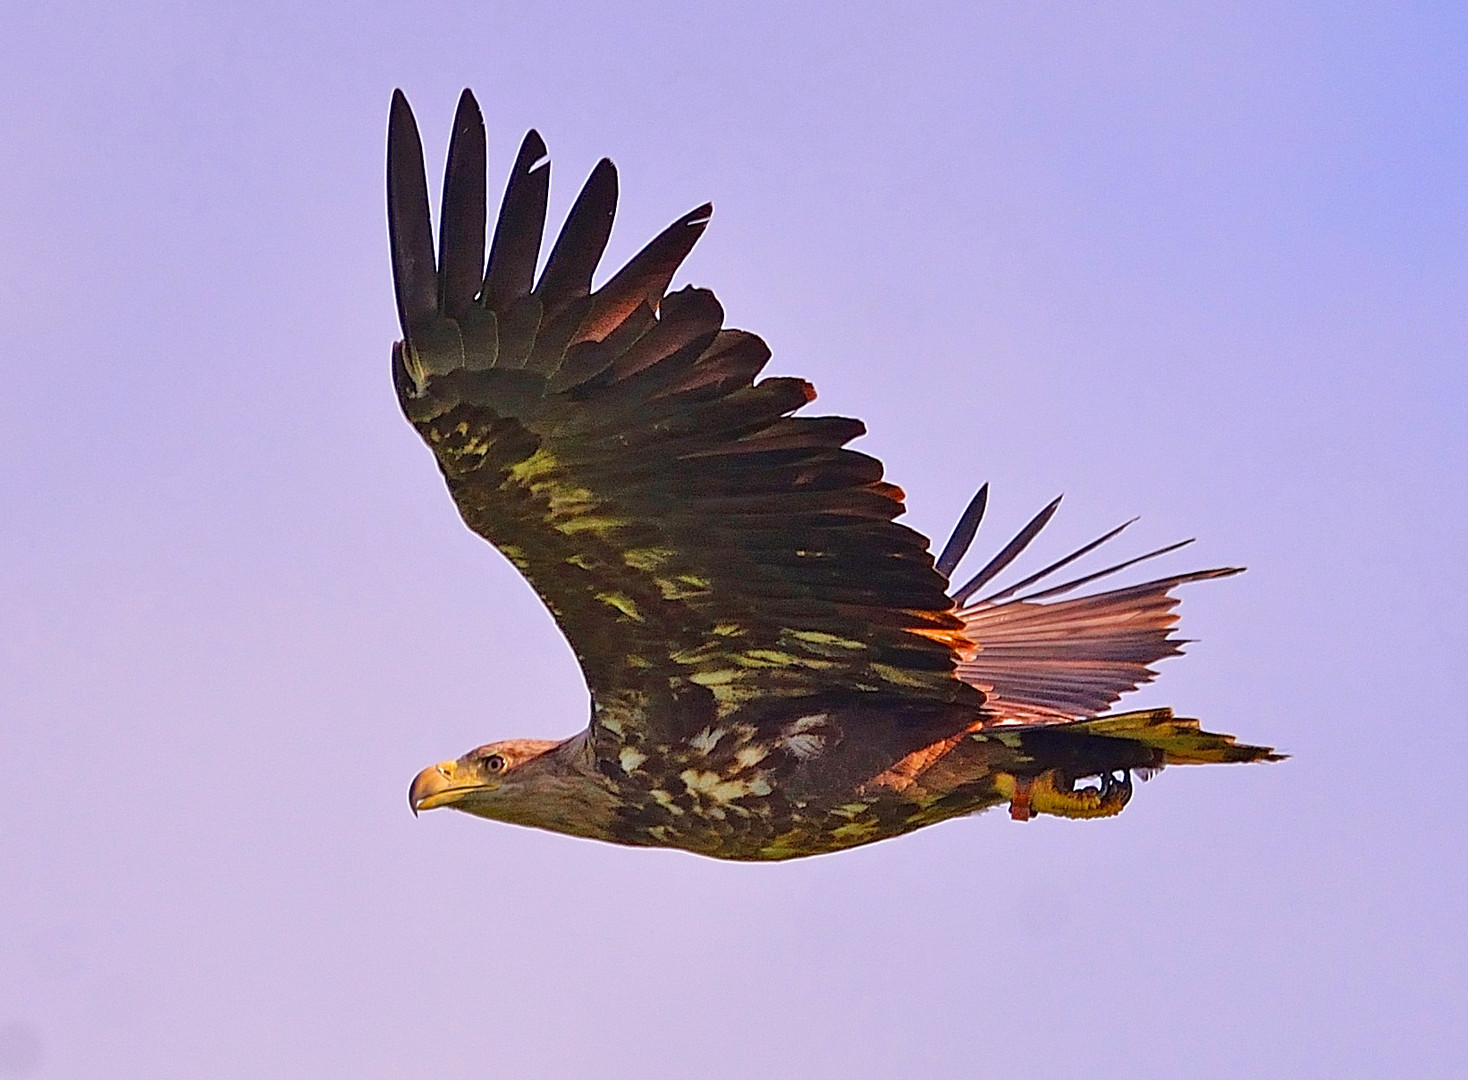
996;769;1132;821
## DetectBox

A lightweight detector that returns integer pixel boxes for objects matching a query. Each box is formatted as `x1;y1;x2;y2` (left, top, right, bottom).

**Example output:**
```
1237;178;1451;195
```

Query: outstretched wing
934;487;1243;725
387;90;980;753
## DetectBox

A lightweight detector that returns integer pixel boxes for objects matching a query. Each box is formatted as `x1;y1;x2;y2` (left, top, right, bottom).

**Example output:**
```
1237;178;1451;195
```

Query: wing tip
522;128;549;169
934;482;990;578
386;89;437;341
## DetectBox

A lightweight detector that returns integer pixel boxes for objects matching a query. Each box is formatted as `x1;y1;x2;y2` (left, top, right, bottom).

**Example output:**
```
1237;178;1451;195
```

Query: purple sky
2;2;1464;1077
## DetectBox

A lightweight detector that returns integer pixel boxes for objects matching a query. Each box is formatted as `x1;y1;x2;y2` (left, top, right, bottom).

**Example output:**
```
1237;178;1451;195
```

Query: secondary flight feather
393;89;1277;860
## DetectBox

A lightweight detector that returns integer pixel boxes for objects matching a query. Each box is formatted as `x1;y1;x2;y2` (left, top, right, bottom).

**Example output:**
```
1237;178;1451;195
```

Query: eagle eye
483;753;507;773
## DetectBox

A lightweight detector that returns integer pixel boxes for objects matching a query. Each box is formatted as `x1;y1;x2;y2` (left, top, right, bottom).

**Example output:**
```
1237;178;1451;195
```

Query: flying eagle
395;89;1277;860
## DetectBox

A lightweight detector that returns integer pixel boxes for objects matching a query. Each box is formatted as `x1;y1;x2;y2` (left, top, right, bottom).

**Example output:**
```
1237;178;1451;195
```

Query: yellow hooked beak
408;760;483;815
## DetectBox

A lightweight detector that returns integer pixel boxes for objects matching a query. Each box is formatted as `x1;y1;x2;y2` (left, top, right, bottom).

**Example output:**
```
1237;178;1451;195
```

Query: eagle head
408;739;562;816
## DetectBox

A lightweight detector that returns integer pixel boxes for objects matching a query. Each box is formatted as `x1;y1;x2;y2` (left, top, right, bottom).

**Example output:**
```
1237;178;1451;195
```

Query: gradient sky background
2;2;1464;1077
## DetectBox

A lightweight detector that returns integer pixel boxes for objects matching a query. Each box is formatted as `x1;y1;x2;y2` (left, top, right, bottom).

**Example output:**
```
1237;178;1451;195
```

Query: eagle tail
989;709;1282;821
1063;708;1284;766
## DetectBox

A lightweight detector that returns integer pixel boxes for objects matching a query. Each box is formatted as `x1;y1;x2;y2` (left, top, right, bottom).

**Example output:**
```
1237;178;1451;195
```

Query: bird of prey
395;89;1278;861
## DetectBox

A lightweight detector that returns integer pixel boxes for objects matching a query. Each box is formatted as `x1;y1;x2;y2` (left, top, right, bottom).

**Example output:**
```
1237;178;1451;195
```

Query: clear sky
1;2;1464;1077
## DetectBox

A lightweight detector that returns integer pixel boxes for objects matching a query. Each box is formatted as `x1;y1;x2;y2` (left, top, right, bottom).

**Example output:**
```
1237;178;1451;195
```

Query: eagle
394;89;1278;861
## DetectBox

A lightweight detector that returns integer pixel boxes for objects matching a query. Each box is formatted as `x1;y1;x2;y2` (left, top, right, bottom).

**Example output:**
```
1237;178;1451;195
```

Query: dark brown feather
386;90;437;339
575;204;713;345
482;130;550;312
951;495;1062;604
934;484;988;579
437;90;487;319
535;158;617;312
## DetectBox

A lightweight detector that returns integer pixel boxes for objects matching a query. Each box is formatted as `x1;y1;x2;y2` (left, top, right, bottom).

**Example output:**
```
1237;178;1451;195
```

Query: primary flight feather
394;89;1277;860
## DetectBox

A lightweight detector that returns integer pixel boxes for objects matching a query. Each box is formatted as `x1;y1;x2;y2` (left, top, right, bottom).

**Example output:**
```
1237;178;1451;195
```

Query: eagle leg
999;769;1133;821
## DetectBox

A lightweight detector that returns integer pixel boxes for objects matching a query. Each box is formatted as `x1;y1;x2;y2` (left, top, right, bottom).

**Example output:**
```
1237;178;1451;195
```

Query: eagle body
391;90;1278;861
415;695;1223;861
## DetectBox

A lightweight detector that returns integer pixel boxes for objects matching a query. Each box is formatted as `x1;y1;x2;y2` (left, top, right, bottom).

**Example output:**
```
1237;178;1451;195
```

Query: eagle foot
1000;769;1133;821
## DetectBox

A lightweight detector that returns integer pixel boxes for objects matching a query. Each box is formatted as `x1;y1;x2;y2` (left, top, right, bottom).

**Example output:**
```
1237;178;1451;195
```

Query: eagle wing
387;91;980;755
933;487;1243;725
